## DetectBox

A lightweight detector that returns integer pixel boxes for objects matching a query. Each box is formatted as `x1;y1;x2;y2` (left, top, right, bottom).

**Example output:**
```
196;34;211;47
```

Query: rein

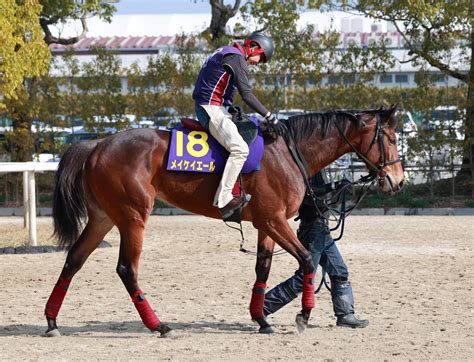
332;112;401;178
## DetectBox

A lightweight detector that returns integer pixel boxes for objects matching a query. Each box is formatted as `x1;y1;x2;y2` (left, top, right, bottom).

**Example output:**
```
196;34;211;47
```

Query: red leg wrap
131;289;160;330
232;180;240;196
45;276;71;319
302;273;315;310
249;282;267;318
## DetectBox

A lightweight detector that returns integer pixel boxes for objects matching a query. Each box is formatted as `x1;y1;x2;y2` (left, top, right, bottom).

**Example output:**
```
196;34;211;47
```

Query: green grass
356;188;472;209
465;200;474;208
357;191;438;209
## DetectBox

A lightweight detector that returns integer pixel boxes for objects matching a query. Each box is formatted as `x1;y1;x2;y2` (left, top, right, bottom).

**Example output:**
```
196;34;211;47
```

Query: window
264;76;273;86
343;75;355;84
380;74;393;83
371;24;379;32
347;39;357;46
307;77;317;86
395;74;408;83
327;75;341;85
431;74;446;83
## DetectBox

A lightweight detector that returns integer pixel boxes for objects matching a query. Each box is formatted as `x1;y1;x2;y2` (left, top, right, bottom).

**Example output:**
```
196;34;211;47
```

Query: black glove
265;113;287;137
228;105;243;121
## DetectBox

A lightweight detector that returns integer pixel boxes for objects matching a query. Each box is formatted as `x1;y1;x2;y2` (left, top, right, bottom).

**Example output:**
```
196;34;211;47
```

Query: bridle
332;111;401;184
238;110;402;257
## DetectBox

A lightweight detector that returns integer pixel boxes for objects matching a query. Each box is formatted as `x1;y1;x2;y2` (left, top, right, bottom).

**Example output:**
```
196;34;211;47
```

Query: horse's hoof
259;326;274;334
295;313;308;333
160;329;177;338
45;328;61;337
154;324;176;338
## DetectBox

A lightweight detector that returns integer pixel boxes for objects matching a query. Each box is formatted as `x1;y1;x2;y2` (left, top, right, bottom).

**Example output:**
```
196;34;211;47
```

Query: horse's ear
386;103;399;127
356;115;366;128
389;103;398;116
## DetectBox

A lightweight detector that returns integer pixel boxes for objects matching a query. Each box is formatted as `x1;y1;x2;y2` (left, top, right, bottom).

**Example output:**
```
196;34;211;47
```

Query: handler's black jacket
297;170;332;223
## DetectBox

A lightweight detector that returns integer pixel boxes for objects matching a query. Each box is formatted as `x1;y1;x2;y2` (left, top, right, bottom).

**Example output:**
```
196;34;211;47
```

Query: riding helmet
244;33;275;63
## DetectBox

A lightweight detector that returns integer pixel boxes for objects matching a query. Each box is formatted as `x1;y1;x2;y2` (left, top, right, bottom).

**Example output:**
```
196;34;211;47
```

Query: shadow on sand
0;319;302;337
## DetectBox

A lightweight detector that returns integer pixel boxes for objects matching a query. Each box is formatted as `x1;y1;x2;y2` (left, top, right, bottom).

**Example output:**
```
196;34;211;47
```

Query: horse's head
346;105;405;193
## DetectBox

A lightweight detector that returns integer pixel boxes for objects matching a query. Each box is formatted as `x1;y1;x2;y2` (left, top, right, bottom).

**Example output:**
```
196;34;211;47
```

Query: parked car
395;109;418;160
276;109;306;120
424;106;465;141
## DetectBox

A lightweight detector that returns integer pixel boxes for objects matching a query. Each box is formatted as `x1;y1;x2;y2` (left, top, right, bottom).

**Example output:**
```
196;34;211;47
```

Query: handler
263;169;369;328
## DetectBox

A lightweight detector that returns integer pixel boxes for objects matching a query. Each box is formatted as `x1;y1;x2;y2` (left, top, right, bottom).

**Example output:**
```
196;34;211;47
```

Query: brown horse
44;106;404;337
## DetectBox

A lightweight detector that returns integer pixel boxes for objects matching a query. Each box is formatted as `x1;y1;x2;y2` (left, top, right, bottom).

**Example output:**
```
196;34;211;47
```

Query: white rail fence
0;162;59;246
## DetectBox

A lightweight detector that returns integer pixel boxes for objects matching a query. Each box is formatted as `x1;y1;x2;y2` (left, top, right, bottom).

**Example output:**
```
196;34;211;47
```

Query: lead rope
236;114;379;256
315;269;332;294
223;175;287;256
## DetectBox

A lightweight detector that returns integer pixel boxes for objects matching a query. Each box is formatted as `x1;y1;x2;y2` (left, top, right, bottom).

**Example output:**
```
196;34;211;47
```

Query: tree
127;36;202;125
240;0;394;109
0;0;50;109
39;0;115;46
1;0;116;161
209;0;241;42
76;48;127;132
192;0;242;44
127;53;177;126
309;0;473;191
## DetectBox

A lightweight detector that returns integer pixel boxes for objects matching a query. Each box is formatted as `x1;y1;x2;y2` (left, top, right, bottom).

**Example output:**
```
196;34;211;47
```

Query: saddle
180;108;259;145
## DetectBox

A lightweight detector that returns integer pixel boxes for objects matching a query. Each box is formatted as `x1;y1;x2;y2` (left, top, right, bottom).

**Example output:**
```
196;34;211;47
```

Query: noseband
332;112;401;181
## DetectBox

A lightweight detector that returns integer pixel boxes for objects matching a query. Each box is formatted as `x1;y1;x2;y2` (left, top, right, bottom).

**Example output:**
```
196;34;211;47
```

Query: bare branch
41;10;89;46
391;20;467;82
210;0;241;16
231;0;241;15
341;5;467;82
210;0;225;12
39;16;60;26
397;55;420;64
209;0;242;41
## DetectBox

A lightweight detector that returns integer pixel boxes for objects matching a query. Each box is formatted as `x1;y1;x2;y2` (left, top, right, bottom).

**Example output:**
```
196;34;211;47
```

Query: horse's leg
45;214;113;337
255;216;315;332
250;230;275;334
115;218;174;338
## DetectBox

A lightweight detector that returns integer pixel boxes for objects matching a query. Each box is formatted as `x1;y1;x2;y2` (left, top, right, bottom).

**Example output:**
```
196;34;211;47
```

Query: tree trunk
458;6;474;197
209;1;240;42
10;119;34;162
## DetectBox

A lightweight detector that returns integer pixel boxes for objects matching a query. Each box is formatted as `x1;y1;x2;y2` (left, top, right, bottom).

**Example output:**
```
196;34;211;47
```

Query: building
49;12;466;90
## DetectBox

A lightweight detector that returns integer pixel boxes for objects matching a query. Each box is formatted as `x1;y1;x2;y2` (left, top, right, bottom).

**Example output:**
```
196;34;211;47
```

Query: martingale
166;121;264;174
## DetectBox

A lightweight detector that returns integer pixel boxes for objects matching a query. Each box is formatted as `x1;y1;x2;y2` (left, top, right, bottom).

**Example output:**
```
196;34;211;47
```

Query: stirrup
222;194;251;223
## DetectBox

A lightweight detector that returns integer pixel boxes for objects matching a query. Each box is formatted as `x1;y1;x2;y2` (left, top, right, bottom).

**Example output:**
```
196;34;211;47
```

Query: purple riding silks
167;118;263;174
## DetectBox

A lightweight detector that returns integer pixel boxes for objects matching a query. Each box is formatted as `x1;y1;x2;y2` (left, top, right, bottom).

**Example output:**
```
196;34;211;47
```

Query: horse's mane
285;111;356;143
285;108;395;143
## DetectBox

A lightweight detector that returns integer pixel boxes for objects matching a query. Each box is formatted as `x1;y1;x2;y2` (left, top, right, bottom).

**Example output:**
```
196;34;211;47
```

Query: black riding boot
332;281;369;328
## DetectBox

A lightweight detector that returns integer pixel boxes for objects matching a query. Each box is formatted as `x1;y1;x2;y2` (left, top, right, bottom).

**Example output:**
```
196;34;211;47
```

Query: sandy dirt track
0;215;473;360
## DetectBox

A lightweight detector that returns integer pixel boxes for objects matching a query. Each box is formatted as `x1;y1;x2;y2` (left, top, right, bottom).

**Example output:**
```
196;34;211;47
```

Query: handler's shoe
336;313;369;328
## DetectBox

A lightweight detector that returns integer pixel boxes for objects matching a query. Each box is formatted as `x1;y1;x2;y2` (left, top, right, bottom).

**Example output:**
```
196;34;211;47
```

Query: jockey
192;33;286;219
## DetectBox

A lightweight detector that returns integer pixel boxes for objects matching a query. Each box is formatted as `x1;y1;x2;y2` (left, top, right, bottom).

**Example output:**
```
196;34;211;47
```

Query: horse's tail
53;140;99;250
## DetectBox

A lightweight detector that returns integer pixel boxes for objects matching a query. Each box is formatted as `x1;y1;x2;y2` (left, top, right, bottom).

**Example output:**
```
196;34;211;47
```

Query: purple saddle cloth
167;117;263;174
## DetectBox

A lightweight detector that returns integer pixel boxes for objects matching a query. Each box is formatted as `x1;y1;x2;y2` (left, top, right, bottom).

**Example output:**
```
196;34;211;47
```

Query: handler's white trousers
201;105;249;208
